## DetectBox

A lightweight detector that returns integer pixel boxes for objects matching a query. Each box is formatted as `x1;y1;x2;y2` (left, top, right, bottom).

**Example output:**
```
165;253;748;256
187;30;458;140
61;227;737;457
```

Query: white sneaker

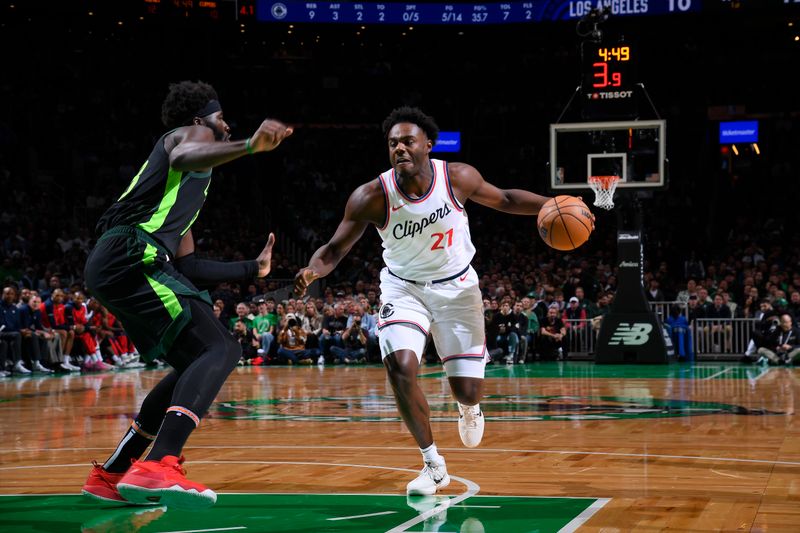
13;361;31;374
33;361;54;373
406;460;450;496
317;355;325;365
458;403;485;448
0;370;10;378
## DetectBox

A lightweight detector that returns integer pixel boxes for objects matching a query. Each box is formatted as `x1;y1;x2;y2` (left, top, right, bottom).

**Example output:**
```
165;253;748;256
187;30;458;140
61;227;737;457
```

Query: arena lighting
752;143;760;155
731;144;739;156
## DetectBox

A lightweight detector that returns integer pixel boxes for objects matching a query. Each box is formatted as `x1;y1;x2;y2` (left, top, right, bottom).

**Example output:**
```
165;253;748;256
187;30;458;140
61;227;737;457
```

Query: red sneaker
116;455;216;509
251;356;264;366
82;461;127;503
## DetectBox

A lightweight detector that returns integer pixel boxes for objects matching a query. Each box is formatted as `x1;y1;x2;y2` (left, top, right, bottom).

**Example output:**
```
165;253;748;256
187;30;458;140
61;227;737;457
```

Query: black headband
195;99;221;119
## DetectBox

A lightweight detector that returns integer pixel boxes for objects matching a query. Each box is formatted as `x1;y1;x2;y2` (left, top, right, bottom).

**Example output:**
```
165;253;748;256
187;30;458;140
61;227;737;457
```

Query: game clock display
581;41;638;119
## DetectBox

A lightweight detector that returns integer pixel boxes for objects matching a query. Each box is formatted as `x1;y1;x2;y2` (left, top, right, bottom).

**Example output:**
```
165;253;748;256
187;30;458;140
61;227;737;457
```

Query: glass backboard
550;120;666;190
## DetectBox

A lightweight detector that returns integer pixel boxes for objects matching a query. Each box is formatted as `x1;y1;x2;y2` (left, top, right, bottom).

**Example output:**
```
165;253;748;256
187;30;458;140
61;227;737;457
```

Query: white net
588;176;619;210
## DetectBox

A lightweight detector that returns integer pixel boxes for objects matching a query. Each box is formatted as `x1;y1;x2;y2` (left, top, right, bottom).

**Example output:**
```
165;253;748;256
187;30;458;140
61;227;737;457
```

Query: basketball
537;195;594;251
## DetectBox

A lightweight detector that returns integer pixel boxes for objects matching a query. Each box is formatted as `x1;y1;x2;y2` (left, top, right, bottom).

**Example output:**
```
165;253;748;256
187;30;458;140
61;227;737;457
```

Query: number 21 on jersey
431;228;454;250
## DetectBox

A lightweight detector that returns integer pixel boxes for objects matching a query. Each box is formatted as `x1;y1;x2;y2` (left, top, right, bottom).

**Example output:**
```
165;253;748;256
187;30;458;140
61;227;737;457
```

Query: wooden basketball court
1;362;798;531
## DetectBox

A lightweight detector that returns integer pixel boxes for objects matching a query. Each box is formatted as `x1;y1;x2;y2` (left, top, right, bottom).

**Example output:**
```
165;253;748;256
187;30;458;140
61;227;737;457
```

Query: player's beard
208;123;228;142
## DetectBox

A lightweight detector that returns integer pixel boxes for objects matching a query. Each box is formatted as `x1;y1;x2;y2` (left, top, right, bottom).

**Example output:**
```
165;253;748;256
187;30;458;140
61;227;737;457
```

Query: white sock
420;443;444;465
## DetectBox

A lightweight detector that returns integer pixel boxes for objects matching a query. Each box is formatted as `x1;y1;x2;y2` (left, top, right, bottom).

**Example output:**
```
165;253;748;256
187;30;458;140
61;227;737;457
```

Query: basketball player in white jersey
295;107;551;495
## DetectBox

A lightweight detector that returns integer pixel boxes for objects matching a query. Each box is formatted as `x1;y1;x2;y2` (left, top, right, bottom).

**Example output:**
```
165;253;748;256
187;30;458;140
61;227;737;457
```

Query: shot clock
581;41;638;119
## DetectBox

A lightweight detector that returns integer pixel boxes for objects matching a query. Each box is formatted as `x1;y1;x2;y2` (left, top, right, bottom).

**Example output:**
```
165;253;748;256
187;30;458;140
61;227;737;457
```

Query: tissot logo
588;90;634;100
609;323;653;345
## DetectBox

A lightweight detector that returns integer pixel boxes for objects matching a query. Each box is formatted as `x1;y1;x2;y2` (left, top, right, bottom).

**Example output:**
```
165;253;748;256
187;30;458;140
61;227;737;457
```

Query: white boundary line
557;498;611;533
703;368;732;380
1;445;798;467
327;511;397;521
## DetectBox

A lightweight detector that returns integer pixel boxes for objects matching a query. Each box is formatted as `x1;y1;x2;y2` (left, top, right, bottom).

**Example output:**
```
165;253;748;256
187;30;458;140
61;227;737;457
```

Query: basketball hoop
588;175;619;210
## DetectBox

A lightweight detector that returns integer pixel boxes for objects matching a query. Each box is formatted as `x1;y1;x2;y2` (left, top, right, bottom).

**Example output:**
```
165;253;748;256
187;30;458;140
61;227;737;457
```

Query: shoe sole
117;483;217;509
407;473;451;496
82;488;160;506
81;488;128;504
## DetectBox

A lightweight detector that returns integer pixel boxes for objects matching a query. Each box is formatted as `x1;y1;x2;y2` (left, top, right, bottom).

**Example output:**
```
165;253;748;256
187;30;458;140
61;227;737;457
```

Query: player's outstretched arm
294;182;382;296
450;162;551;216
169;119;293;172
174;229;275;284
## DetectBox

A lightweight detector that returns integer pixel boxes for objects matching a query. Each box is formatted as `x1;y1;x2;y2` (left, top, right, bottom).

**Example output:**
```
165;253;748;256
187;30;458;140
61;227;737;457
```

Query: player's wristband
245;137;255;155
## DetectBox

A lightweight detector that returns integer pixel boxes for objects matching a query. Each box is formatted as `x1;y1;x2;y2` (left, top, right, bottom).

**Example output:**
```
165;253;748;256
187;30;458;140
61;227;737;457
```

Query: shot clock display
582;41;638;119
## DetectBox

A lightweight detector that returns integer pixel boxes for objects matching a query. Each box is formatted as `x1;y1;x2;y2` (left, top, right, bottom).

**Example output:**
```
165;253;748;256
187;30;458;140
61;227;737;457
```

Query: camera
287;318;298;328
768;318;779;333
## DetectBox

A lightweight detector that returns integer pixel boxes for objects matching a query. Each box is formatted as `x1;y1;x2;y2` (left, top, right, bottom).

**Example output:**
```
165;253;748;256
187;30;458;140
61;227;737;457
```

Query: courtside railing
649;301;689;322
562;319;596;356
561;316;756;360
692;318;757;357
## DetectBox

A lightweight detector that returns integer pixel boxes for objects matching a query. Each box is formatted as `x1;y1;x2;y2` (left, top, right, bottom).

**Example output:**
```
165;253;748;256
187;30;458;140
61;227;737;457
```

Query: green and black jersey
96;130;211;255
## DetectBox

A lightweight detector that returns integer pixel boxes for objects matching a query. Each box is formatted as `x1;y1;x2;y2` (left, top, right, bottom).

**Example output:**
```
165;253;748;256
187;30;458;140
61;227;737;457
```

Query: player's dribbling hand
294;268;318;297
250;119;293;152
256;233;276;278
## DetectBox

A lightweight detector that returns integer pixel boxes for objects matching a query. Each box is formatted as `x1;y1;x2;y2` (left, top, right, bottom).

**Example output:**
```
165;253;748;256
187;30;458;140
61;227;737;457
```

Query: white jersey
376;159;475;282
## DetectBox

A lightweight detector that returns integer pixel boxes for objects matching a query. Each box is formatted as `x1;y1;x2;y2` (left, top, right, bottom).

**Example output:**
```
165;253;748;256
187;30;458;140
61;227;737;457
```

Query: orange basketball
537;195;595;251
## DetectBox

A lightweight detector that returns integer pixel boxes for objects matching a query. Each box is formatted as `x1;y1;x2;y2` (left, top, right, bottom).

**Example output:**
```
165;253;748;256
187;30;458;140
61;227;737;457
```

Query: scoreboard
256;0;702;24
581;40;637;118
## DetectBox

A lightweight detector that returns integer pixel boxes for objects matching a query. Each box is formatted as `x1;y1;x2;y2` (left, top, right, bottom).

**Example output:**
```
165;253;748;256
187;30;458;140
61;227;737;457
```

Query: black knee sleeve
163;300;242;418
166;300;241;372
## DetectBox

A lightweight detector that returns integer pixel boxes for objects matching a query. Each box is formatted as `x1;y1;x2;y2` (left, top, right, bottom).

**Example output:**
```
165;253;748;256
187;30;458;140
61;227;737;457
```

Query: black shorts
84;226;212;363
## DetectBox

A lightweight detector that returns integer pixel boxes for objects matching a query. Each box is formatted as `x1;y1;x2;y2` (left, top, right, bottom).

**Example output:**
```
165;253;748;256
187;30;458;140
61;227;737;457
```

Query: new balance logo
608;323;653;346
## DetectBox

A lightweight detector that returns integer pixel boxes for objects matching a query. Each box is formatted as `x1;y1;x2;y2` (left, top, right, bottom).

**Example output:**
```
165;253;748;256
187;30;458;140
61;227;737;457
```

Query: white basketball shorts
377;266;487;379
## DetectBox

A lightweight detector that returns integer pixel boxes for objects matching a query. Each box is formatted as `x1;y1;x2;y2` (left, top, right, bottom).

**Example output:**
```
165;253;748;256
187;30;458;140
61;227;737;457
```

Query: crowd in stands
2;192;798;374
0;282;148;377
